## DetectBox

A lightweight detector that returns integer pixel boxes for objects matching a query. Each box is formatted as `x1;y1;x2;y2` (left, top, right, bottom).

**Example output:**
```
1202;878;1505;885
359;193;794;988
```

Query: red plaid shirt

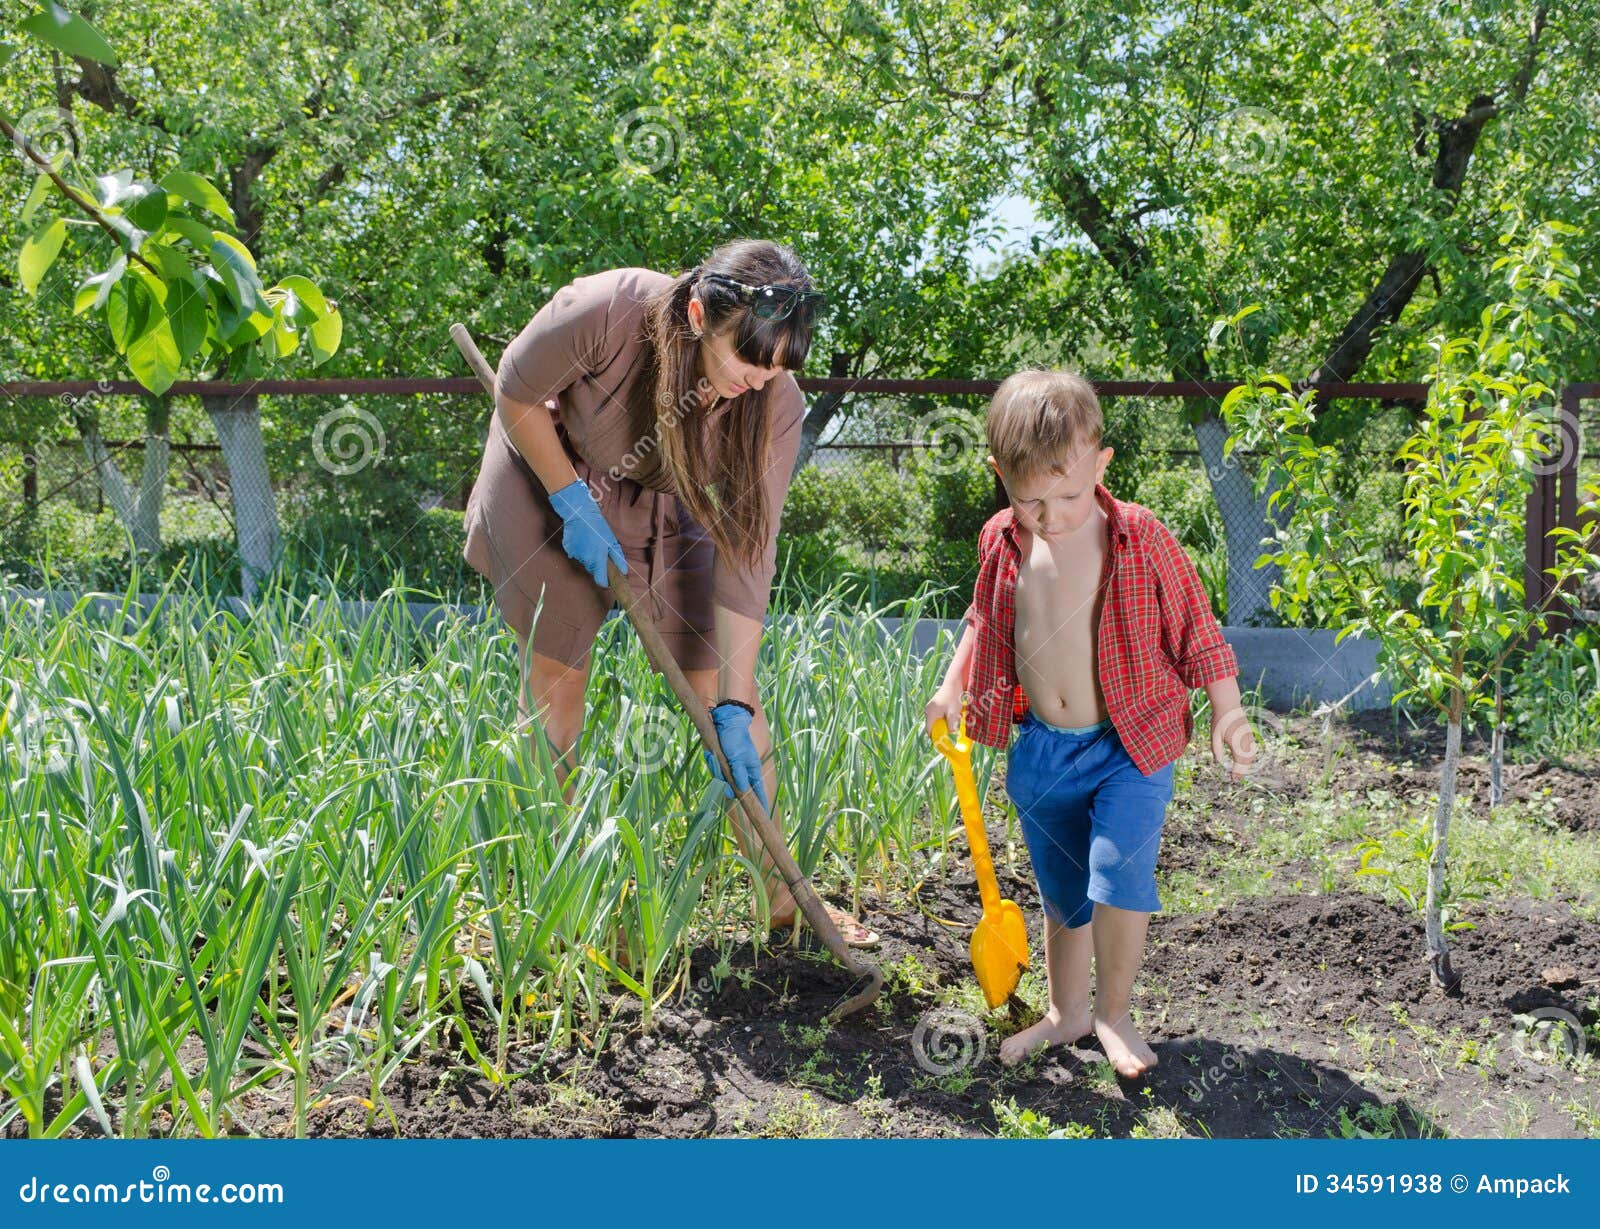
960;485;1238;775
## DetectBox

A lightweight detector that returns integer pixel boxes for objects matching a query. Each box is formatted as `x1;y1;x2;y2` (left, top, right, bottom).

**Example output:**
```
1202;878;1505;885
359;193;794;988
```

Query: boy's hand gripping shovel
931;707;1029;1008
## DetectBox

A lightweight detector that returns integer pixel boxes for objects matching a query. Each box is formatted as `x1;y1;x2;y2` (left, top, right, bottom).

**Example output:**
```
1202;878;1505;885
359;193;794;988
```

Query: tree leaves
72;254;125;314
208;233;264;307
126;317;181;395
158;171;235;228
19;216;67;295
20;173;55;227
6;2;345;405
124;184;170;233
17;2;118;67
306;310;342;365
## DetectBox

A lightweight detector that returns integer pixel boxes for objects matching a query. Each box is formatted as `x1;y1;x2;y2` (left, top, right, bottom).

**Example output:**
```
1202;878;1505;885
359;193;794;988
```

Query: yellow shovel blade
972;899;1029;1009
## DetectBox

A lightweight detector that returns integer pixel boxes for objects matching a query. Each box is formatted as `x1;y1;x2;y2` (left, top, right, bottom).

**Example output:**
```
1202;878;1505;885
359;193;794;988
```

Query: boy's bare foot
999;1004;1092;1067
1093;1011;1158;1077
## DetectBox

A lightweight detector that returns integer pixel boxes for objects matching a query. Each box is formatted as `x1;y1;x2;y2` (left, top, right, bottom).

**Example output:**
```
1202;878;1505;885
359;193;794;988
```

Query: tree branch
1308;4;1550;387
0;111;161;276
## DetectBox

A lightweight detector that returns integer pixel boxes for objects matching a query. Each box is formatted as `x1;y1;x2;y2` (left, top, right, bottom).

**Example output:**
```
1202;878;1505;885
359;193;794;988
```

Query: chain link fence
0;378;1563;628
0;386;486;597
791;391;1422;625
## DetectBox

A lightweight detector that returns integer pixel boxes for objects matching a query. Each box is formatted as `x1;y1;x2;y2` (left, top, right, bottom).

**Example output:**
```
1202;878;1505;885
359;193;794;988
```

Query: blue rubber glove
704;702;770;813
548;477;627;587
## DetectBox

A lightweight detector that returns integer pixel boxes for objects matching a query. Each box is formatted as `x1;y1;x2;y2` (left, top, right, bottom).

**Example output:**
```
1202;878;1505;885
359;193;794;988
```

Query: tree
804;0;1597;622
1220;217;1595;988
3;2;342;584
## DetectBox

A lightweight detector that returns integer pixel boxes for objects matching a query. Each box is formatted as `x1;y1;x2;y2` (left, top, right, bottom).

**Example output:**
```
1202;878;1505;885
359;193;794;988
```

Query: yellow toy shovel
931;708;1030;1008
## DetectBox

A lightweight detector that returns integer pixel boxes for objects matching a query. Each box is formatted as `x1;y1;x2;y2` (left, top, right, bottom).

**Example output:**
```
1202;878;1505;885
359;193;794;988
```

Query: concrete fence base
7;590;1390;713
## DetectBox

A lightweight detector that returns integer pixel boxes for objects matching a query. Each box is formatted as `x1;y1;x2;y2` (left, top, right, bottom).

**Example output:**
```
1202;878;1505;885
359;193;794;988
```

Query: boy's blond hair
985;369;1102;480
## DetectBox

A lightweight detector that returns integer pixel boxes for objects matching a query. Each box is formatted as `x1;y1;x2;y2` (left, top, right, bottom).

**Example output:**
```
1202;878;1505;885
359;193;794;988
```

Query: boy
926;370;1257;1077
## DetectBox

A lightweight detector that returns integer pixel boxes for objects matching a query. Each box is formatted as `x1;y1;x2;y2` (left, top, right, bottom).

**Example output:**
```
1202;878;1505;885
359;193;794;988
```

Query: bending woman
464;238;876;945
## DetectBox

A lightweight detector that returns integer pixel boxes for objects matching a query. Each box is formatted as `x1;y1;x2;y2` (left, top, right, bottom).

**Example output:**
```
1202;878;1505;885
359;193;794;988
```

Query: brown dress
463;267;806;671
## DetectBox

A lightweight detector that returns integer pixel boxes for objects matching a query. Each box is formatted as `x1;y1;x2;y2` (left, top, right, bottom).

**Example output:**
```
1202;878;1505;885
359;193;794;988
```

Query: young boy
927;370;1257;1077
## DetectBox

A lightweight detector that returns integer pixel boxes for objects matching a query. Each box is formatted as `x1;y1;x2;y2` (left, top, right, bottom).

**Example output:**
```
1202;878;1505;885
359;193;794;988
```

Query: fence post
1548;386;1583;636
1525;450;1555;629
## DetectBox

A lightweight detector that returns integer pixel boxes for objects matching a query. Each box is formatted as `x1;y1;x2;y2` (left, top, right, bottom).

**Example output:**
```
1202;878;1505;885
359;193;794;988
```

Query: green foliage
16;3;117;66
2;7;341;397
1;500;480;601
1353;814;1508;930
778;465;838;541
830;459;913;558
991;1097;1096;1139
1221;219;1597;724
912;453;995;545
1506;628;1600;758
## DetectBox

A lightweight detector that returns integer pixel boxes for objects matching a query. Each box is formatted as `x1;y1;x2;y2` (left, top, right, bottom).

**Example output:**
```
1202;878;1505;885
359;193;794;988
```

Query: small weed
1564;1095;1600;1138
1499;1094;1536;1138
854;1071;895;1131
1329;1101;1445;1140
759;1092;842;1139
991;1097;1095;1139
884;951;939;998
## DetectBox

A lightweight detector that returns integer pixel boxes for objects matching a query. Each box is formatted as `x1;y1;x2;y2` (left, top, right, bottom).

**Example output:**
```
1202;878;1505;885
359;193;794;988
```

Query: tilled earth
302;713;1599;1140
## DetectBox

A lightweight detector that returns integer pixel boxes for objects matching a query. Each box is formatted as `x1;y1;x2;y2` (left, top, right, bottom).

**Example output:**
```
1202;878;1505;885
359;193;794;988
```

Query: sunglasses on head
699;273;825;324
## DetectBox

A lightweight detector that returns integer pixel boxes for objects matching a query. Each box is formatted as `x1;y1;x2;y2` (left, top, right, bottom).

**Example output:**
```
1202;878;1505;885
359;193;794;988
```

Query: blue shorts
1004;711;1175;927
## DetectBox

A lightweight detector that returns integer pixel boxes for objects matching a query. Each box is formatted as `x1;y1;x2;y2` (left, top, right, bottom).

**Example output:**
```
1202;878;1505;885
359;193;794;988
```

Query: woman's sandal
769;903;881;949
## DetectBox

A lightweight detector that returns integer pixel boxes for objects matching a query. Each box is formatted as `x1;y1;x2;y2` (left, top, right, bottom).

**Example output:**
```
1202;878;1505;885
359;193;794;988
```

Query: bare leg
514;633;591;803
1090;902;1158;1077
1000;915;1093;1066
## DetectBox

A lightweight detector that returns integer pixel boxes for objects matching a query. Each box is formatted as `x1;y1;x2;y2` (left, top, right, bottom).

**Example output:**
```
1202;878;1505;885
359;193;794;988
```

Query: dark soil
1337;709;1600;835
297;712;1599;1141
21;711;1587;1140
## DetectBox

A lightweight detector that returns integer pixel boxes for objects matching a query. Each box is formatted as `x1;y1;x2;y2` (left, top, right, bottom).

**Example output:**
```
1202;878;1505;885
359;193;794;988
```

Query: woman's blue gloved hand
548;477;627;587
704;702;769;813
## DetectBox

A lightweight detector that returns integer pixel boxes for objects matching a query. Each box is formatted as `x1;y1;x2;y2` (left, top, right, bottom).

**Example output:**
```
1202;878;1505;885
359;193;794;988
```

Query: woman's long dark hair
624;239;817;570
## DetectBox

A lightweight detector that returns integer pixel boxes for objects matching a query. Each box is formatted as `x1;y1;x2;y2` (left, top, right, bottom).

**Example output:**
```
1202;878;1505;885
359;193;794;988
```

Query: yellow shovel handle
932;713;1002;914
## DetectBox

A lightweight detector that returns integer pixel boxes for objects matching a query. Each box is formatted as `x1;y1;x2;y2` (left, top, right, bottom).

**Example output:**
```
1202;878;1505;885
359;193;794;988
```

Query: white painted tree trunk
78;398;170;556
1192;413;1284;626
1424;713;1462;990
133;434;168;553
79;426;142;542
203;392;279;600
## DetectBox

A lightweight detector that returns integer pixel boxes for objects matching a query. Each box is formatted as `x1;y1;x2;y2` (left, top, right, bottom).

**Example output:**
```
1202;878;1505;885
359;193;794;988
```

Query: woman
464;239;876;945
